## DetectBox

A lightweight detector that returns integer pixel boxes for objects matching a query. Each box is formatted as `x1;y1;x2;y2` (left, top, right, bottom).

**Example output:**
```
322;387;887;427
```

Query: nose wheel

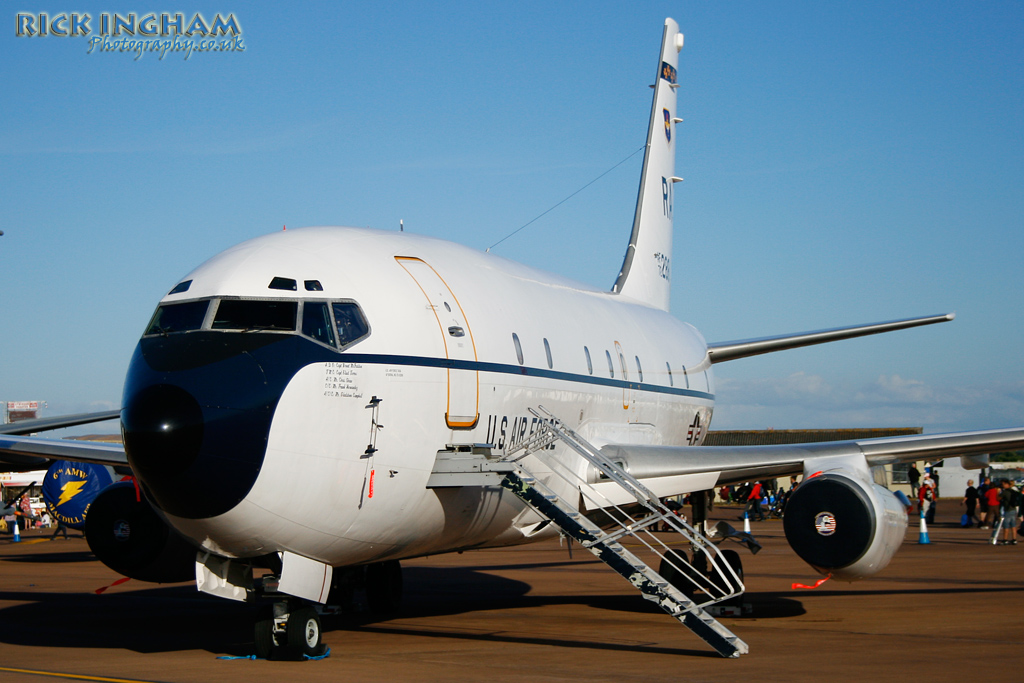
254;601;327;660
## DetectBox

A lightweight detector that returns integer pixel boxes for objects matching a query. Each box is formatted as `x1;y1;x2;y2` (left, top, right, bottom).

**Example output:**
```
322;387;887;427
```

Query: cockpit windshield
333;302;370;347
212;300;297;332
302;301;336;347
143;297;370;351
145;300;209;335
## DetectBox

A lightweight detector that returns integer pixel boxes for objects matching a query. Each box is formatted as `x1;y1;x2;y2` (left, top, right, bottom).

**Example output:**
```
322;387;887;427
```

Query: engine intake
783;472;907;581
85;482;197;584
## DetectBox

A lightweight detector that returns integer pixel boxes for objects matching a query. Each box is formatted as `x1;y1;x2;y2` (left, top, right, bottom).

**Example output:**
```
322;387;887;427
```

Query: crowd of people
961;476;1021;545
700;466;1023;547
714;476;800;521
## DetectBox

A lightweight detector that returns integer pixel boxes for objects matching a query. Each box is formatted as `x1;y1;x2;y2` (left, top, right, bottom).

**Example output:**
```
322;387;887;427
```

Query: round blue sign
41;460;115;530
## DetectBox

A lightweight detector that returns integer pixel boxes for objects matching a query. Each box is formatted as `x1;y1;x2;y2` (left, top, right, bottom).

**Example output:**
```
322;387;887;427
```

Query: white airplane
2;18;1022;660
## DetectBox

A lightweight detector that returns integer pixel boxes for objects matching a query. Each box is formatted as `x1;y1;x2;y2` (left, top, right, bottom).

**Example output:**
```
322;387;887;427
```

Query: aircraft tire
658;549;698;599
253;612;276;660
286;607;324;658
366;560;403;614
708;549;744;606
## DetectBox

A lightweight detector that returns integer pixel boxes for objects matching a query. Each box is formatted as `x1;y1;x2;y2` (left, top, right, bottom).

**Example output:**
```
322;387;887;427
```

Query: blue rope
216;647;332;661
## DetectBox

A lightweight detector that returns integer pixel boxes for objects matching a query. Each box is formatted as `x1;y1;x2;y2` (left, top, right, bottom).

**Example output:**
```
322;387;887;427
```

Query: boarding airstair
428;407;749;658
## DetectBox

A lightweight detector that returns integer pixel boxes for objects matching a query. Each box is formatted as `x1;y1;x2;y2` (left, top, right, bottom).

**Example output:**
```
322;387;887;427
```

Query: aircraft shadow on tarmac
8;560;1016;657
0;567;535;656
0;564;733;657
1;551;97;564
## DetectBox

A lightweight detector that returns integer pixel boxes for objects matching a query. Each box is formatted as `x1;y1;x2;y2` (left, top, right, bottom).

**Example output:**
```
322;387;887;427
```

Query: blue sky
1;1;1021;435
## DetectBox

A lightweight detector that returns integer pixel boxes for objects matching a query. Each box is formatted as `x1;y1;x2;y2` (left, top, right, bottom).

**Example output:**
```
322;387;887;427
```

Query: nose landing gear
251;559;404;659
254;601;327;660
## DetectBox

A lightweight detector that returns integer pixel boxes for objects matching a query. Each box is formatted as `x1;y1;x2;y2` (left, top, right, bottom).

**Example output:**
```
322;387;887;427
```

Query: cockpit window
168;280;192;295
268;277;297;291
302;302;336;347
145;300;209;335
143;296;368;349
332;302;370;347
212;299;297;332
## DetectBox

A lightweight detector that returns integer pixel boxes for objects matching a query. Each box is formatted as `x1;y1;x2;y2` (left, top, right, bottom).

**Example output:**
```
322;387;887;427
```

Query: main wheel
254;613;276;659
286;607;324;658
659;549;702;599
707;549;744;606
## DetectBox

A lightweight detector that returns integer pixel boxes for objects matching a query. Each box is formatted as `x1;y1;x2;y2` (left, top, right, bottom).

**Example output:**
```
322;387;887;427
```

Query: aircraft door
396;257;479;428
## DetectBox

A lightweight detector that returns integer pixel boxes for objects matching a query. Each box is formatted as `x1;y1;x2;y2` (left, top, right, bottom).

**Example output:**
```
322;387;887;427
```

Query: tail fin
612;18;683;311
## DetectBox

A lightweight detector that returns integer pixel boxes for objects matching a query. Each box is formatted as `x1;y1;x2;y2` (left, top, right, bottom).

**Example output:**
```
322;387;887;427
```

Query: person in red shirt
983;484;1002;529
745;481;765;521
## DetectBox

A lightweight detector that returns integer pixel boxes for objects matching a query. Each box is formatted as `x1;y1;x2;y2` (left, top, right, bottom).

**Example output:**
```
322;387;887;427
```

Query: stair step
497;414;749;659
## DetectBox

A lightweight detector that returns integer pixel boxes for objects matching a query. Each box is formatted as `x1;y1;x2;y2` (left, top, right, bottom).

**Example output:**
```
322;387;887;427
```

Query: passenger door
396;257;479;428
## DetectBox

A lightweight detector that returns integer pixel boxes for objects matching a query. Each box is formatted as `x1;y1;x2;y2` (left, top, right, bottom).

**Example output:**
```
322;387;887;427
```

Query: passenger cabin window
617;351;628;380
543;338;553;369
332;302;370;347
512;333;524;365
213;300;297;331
301;302;336;347
145;300;209;335
635;356;643;382
682;365;690;389
666;362;674;387
584;346;593;375
605;350;614;378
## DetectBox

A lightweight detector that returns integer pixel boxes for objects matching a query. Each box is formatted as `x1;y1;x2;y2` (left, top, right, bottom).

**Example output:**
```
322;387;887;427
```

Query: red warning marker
95;577;132;594
792;574;831;590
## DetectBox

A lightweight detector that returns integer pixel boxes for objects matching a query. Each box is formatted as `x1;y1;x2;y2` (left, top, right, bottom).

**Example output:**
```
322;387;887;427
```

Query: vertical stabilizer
612;18;683;311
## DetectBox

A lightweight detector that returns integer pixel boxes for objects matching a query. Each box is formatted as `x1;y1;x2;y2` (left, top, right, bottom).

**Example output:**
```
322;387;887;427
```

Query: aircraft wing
0;408;125;470
0;433;128;468
0;409;121;435
706;313;954;363
601;427;1024;490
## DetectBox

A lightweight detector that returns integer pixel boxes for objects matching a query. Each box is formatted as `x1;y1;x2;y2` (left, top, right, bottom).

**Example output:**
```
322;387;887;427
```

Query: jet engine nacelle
85;482;197;584
783;471;907;581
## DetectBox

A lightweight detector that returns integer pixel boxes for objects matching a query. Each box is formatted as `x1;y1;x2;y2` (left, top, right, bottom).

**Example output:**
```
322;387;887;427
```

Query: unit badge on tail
660;61;677;84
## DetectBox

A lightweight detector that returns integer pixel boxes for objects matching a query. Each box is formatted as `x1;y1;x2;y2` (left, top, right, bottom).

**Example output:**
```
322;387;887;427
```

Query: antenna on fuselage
400;219;404;232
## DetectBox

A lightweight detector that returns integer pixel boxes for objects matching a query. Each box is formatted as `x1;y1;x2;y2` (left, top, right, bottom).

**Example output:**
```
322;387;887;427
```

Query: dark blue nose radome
121;333;289;520
122;383;205;478
122;326;342;520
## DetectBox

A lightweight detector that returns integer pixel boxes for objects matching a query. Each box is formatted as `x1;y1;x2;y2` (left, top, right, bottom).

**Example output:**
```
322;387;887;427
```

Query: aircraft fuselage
122;226;715;567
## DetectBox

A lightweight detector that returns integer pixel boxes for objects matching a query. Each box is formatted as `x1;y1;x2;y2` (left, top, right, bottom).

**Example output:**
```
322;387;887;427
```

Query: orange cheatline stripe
0;666;161;683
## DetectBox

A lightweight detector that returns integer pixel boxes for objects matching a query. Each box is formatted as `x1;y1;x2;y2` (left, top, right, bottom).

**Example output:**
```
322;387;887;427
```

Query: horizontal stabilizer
706;313;954;364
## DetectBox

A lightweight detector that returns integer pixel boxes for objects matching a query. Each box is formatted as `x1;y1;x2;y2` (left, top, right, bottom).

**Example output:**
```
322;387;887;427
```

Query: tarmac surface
0;503;1020;682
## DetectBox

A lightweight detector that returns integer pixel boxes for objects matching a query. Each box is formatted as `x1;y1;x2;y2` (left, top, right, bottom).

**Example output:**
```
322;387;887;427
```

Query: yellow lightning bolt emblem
57;480;88;507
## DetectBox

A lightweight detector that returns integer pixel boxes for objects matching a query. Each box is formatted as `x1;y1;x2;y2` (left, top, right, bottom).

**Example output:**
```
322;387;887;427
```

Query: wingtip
946;312;956;321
